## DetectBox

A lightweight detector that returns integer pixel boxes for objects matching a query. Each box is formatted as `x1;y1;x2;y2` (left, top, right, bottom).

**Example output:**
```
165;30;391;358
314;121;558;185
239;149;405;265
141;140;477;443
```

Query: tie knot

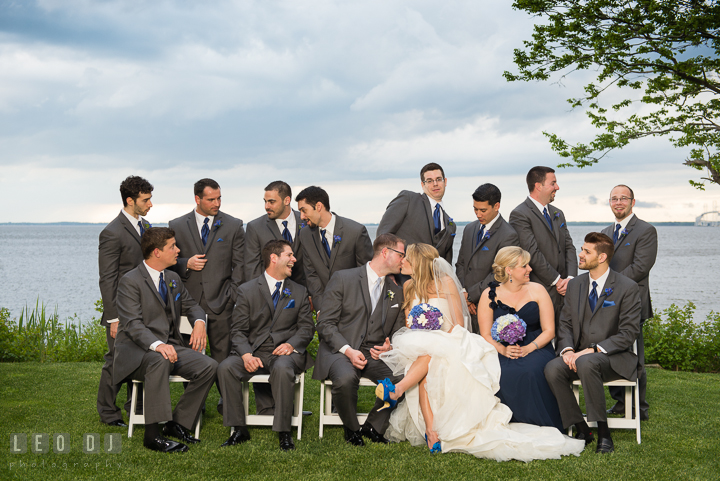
543;207;548;215
616;223;621;231
592;281;597;289
159;272;164;282
276;281;282;289
321;229;326;235
283;220;288;228
204;217;209;225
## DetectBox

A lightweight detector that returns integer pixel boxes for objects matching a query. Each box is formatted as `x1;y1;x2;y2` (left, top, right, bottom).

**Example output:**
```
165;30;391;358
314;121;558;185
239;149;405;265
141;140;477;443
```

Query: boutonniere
282;288;292;299
483;230;493;241
213;219;222;230
299;222;307;229
603;287;613;297
333;235;342;245
448;217;456;227
553;211;561;219
620;228;630;238
386;290;395;300
141;219;152;230
169;280;177;290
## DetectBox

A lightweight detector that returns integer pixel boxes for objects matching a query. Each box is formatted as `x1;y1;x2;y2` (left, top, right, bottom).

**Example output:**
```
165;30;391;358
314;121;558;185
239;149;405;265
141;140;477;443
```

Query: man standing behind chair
218;240;314;451
313;234;406;446
97;175;153;427
544;232;641;454
510;166;577;326
245;181;305;286
602;185;656;421
113;227;218;453
377;162;456;264
168;178;245;382
455;183;519;333
295;186;373;312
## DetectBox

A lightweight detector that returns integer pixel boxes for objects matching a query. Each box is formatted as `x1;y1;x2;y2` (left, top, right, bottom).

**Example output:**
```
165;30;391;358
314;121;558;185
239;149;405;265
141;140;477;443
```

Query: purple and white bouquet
491;313;527;344
406;303;444;331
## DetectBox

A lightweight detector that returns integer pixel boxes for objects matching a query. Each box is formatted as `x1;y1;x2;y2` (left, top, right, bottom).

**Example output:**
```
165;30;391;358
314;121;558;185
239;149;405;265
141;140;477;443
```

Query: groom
313;234;407;446
544;232;641;454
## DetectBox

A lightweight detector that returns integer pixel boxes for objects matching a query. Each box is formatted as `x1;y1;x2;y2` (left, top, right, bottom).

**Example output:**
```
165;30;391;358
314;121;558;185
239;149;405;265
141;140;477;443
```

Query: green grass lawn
0;364;718;481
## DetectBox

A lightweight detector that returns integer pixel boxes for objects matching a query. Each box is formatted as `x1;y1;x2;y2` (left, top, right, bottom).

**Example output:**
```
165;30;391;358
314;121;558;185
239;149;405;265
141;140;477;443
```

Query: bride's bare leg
389;355;431;400
419;377;439;447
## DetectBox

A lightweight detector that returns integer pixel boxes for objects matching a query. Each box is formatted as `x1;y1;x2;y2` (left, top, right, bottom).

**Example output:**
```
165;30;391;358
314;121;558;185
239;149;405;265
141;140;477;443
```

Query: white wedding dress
381;297;585;462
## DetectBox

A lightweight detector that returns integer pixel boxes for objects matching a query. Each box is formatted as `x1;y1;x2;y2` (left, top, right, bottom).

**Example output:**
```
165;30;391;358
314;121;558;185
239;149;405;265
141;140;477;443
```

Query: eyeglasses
386;247;406;259
422;177;445;185
609;196;633;204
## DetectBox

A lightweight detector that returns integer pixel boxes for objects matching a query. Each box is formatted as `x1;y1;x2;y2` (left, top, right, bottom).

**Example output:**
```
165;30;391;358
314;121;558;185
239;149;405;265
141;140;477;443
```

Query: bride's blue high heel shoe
375;378;397;411
425;434;442;454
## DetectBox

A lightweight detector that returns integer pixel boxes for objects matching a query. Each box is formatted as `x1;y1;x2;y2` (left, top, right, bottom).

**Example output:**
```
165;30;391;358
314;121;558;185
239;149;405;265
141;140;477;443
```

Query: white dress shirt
275;211;297;242
428;198;446;231
613;212;635;235
319;213;336;253
194;210;214;237
560;267;610;356
264;271;284;297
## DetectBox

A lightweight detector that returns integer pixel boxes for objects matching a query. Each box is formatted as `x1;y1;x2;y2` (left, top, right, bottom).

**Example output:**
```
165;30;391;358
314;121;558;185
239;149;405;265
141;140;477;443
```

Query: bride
378;243;584;462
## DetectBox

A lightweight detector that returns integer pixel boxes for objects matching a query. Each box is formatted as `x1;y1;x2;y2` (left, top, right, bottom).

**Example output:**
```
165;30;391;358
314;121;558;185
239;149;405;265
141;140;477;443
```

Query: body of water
1;224;717;323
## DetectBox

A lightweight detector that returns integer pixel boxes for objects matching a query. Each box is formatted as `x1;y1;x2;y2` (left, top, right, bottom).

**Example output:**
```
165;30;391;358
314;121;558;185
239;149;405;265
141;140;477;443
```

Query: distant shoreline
0;221;699;227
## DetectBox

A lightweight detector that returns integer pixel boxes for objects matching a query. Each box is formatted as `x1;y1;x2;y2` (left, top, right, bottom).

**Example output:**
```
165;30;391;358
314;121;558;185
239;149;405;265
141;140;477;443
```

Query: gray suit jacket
298;214;373;312
312;266;406;380
113;264;206;383
557;270;642;380
244;211;305;286
98;212;145;326
377;191;456;264
168;210;245;314
229;276;315;370
601;216;657;321
509;197;578;289
455;215;520;304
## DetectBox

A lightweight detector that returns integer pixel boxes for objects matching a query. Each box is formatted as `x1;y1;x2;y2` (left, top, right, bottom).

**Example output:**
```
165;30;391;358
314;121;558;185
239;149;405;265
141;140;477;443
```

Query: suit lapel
590;270;616;322
329;215;343;271
547;203;561;245
258;276;275;314
525;198;557;243
575;275;588;349
140;264;167;307
118;213;142;245
422;194;435;237
185;211;204;253
617;216;637;247
203;212;221;254
272;283;291;323
469;221;484;257
266;216;283;240
358;267;372;317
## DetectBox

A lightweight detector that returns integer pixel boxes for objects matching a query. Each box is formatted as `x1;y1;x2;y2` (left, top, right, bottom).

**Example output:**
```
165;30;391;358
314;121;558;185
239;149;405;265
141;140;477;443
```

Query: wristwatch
590;343;598;353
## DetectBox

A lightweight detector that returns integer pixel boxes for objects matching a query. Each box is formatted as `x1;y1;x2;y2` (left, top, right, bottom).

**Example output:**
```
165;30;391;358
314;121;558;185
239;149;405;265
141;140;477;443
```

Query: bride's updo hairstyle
492;246;531;283
402;243;440;311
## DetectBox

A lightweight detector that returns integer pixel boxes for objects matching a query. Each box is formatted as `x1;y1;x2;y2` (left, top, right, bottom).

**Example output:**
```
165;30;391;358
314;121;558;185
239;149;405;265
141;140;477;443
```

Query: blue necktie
433;203;442;234
201;217;209;246
476;224;485;247
321;229;331;258
589;281;598;312
543;207;553;231
613;223;621;244
138;220;145;237
159;272;168;304
272;281;282;309
282;220;293;243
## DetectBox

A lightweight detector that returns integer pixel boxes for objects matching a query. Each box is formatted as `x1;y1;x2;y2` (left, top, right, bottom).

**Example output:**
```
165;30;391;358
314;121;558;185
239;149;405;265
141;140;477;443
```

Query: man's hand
110;322;118;339
344;347;367;369
464;291;477;315
242;353;264;372
308;296;314;313
272;342;294;356
556;278;569;296
187;254;208;271
156;344;178;363
189;321;207;352
562;348;591;372
369;337;392;360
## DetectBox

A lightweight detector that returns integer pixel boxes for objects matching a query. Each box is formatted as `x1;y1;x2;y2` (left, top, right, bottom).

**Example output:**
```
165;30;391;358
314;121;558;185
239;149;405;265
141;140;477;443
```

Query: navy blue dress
488;282;564;431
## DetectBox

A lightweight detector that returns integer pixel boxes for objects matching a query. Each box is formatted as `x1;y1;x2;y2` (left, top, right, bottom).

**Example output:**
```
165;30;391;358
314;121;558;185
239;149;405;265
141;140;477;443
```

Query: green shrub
645;302;720;373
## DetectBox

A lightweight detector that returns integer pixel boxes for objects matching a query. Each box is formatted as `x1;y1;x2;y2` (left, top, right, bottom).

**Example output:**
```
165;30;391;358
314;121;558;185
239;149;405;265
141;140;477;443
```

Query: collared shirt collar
319;213;336;248
264;271;284;296
121;209;143;236
528;195;548;216
143;261;163;290
483;212;500;231
194;209;214;237
614;212;635;232
275;210;296;237
589;267;611;296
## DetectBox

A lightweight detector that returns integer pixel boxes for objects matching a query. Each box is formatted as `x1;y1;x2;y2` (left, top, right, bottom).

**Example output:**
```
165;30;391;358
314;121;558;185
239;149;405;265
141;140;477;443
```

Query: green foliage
506;0;720;188
0;301;106;363
307;309;319;359
645;302;720;372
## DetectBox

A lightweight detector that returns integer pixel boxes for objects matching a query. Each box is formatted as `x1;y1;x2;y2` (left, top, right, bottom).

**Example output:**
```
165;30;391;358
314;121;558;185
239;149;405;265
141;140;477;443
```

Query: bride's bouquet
407;303;444;331
491;314;527;344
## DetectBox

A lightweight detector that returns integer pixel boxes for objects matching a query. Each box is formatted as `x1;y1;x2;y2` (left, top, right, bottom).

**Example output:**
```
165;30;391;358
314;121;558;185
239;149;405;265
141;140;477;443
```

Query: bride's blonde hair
402;243;440;311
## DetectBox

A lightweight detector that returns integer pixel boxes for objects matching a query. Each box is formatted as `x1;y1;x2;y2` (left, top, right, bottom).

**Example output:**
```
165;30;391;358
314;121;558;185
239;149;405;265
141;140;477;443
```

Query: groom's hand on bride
345;348;368;369
370;337;392;360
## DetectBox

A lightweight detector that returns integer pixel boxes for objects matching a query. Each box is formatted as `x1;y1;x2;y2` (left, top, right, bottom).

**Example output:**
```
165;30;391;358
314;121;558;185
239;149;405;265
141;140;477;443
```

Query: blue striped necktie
476;224;485;247
201;217;209;245
272;281;282;309
282;220;293;242
613;223;621;244
321;229;331;258
159;272;168;304
589;281;598;312
433;204;442;234
543;207;553;231
138;220;145;236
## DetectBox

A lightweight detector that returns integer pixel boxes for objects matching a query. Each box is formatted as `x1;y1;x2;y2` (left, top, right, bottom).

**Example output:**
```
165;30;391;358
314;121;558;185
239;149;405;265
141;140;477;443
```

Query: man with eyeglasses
601;184;656;421
377;162;456;265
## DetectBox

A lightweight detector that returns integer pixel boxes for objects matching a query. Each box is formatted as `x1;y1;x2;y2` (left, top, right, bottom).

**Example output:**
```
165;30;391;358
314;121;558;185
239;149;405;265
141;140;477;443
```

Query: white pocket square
391;304;399;308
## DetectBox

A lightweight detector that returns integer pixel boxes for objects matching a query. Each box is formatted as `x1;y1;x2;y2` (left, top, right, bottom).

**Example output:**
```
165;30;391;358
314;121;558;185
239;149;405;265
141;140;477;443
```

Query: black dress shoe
343;427;365;447
607;403;625;415
221;427;251;447
361;424;389;444
143;436;189;453
596;436;614;454
608;405;650;421
302;410;313;416
279;432;295;451
163;421;200;444
105;419;128;428
640;410;649;421
575;431;595;446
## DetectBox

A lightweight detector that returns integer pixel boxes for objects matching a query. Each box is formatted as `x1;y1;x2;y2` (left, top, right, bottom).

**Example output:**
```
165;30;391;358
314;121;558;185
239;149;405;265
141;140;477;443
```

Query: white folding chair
319;378;376;438
127;376;202;439
568;341;641;444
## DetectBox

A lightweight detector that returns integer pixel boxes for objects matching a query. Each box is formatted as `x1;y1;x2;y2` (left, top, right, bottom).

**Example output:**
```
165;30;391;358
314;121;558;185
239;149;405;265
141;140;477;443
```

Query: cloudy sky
1;0;718;224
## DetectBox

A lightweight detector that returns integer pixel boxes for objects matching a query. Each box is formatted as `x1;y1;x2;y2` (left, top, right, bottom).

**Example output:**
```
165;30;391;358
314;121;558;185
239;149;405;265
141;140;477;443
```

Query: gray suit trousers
610;325;648;413
217;350;304;432
130;346;217;428
327;353;402;433
97;326;134;421
544;353;622;428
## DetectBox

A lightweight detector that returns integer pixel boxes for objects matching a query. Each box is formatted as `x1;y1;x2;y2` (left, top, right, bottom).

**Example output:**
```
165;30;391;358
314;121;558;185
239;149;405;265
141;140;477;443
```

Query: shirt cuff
107;318;119;324
597;344;607;354
339;344;350;354
149;341;163;351
193;319;205;326
551;275;561;287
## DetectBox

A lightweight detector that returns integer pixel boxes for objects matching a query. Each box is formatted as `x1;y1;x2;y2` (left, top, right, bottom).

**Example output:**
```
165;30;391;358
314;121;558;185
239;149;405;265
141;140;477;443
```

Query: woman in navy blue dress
477;246;564;431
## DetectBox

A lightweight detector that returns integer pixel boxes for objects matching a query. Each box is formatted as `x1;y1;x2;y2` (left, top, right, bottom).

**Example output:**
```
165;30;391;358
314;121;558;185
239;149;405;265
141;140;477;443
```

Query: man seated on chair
544;232;641;454
113;227;218;453
217;240;315;451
